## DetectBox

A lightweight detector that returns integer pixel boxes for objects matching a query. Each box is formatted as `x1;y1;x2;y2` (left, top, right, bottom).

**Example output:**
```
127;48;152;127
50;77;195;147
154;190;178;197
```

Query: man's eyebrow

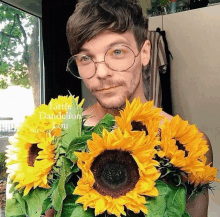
78;47;89;53
79;40;131;54
107;40;131;48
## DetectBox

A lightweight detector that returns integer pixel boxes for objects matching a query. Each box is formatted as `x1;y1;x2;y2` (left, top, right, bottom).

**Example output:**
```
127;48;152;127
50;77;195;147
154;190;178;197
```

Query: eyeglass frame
66;44;143;79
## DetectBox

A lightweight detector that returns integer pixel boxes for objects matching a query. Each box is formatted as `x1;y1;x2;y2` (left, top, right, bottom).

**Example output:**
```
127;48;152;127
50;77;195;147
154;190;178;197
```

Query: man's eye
81;55;90;61
109;49;127;59
113;49;122;55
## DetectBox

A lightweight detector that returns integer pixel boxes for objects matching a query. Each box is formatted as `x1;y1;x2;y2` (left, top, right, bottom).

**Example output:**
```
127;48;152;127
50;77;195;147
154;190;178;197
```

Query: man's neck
83;86;148;126
95;93;148;119
98;93;148;117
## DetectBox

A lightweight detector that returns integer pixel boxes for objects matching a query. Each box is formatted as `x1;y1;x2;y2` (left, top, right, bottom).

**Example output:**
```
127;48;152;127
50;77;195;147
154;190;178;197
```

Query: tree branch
15;13;29;64
0;31;22;43
5;15;17;52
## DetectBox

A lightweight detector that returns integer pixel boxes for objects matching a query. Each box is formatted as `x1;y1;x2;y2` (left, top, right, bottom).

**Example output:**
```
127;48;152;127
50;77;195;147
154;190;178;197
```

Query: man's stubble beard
93;72;141;110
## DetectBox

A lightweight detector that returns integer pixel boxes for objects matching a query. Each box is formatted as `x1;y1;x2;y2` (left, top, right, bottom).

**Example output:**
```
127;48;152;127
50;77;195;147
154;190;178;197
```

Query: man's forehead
79;31;137;53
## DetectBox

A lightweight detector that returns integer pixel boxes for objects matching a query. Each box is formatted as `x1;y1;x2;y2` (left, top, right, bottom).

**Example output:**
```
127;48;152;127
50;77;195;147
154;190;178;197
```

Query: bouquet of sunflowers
5;95;219;217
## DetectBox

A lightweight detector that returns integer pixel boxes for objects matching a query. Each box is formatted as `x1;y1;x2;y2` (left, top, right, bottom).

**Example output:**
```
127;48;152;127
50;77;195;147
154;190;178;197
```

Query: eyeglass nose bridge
93;60;110;72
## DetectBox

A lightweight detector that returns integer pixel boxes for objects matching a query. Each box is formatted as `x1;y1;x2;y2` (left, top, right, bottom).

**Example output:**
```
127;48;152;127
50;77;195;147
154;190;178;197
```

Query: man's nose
94;61;113;78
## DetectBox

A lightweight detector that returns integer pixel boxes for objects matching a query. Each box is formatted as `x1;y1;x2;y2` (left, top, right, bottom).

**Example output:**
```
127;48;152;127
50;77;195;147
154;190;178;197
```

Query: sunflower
6;95;83;195
158;115;213;185
6;131;55;196
49;95;84;115
187;156;220;187
17;104;62;134
115;98;163;147
48;95;84;136
73;128;160;217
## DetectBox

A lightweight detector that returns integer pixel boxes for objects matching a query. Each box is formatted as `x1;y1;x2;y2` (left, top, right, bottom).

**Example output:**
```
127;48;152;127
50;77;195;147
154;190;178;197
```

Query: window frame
0;0;45;104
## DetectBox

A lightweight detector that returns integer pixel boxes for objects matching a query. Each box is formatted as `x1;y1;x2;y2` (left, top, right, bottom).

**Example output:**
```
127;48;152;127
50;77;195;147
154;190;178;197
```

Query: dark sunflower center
175;140;189;157
91;149;140;198
28;143;43;167
131;120;148;135
101;162;126;186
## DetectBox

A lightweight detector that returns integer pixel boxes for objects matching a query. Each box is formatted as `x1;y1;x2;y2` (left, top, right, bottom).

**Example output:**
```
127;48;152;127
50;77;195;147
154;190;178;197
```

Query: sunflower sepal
186;182;215;200
8;179;26;196
8;178;18;194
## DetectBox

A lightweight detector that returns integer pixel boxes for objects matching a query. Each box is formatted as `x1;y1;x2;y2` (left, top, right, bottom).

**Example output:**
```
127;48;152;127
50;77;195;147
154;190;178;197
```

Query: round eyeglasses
66;44;141;79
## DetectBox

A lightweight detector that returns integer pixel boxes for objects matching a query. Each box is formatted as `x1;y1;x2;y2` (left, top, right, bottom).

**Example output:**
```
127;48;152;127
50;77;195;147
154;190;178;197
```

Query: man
46;0;213;216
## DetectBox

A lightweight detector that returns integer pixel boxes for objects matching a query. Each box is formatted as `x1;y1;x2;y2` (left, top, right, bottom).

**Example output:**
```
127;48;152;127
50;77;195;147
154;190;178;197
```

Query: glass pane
145;0;220;17
0;2;43;211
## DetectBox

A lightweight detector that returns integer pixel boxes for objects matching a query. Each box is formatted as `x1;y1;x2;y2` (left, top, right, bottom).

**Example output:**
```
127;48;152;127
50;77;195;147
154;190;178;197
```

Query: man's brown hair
66;0;148;55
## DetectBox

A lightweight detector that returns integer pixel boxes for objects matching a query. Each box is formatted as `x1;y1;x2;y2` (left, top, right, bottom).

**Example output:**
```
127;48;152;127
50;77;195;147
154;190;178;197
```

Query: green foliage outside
10;72;30;88
0;78;8;89
147;0;190;16
0;2;35;89
0;152;7;179
9;62;30;88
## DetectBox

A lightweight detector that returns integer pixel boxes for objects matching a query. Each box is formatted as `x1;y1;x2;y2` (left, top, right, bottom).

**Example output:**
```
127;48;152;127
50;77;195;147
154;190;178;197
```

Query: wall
139;0;151;15
148;5;220;216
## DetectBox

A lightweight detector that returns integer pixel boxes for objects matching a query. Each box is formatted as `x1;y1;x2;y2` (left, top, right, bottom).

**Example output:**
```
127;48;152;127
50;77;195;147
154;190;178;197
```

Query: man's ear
141;40;151;66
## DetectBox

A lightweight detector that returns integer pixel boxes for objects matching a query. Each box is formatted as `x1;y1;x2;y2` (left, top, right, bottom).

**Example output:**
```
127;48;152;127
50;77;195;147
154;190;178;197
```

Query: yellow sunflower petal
73;127;159;216
159;114;219;187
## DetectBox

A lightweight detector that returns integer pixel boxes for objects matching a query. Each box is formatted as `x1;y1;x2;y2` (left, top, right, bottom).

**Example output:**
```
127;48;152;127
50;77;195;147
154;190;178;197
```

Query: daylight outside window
0;1;43;211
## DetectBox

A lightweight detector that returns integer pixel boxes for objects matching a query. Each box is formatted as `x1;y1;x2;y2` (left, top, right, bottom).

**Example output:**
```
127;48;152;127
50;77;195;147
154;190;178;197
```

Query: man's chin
96;96;126;110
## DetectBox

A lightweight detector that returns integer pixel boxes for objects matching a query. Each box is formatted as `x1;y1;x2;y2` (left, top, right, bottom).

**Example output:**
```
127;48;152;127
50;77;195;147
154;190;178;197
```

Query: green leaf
145;181;187;217
66;135;92;163
61;98;83;148
61;197;78;217
63;157;74;177
41;180;60;214
93;114;115;136
65;182;75;196
98;113;115;127
182;211;192;217
52;170;66;216
82;125;94;136
5;198;26;216
69;206;94;217
48;179;59;196
61;198;94;217
66;152;78;165
159;0;170;7
52;157;73;217
70;205;94;217
165;183;187;217
145;181;169;217
72;163;80;173
13;192;27;215
41;198;52;215
23;188;50;217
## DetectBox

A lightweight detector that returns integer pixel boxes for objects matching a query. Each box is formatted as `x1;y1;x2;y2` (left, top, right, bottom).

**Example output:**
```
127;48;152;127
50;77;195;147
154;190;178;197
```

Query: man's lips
96;86;119;91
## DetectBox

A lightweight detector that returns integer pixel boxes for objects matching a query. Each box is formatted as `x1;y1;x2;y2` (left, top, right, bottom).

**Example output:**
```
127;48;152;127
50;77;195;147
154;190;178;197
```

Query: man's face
78;31;150;109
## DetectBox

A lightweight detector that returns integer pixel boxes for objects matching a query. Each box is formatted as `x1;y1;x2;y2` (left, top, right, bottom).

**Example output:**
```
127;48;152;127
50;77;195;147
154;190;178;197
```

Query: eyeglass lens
67;45;136;79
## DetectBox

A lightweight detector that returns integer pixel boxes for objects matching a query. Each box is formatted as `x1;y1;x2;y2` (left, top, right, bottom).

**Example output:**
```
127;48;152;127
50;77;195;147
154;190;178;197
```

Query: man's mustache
90;80;126;92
